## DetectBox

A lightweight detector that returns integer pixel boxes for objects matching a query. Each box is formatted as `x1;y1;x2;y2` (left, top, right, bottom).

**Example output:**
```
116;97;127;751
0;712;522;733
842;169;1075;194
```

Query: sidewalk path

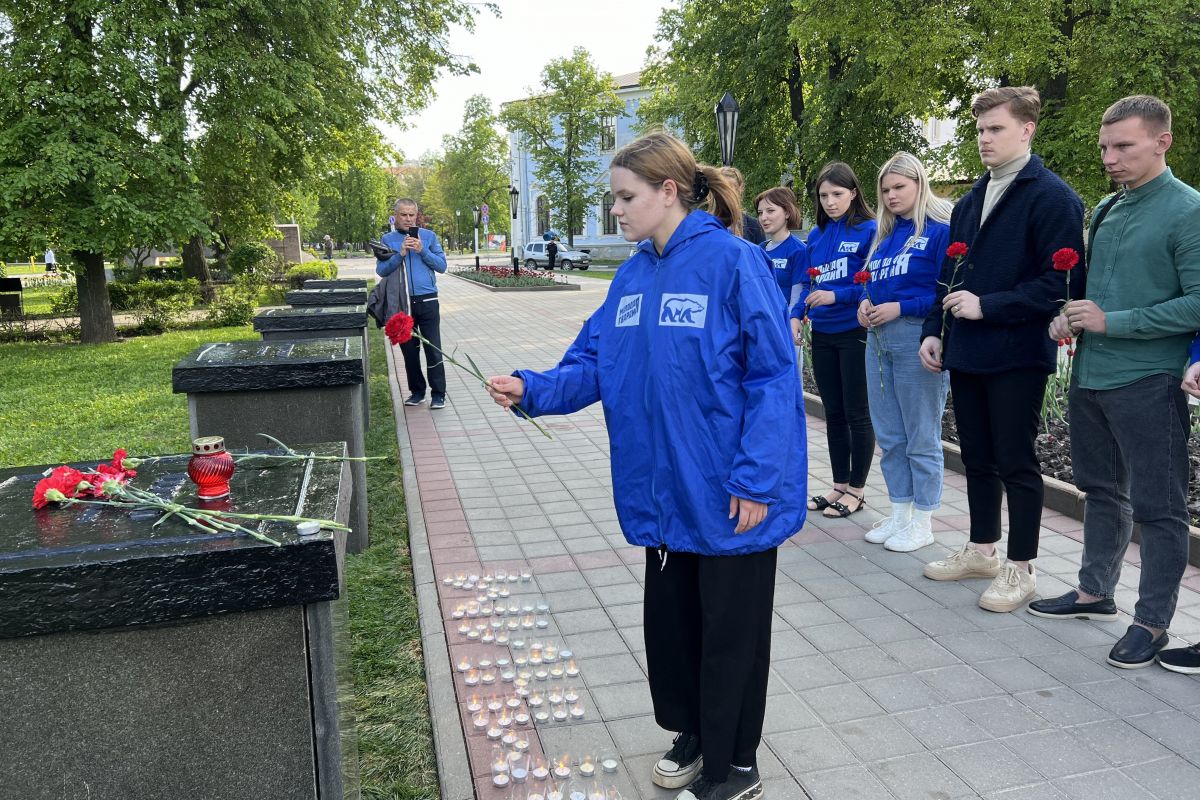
386;273;1200;800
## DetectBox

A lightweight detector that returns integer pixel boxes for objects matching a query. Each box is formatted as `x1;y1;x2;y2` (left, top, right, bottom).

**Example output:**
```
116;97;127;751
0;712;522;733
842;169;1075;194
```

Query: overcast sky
379;0;672;161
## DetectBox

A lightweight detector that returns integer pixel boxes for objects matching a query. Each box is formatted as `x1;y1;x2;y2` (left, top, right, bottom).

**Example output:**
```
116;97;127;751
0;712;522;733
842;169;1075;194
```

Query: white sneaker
923;543;1002;581
866;502;912;544
884;523;934;552
979;562;1037;613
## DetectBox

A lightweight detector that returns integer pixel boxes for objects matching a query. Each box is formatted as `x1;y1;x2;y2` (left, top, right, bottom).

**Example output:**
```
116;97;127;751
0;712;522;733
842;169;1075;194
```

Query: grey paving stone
936;740;1043;794
799;765;894;800
1002;729;1108;779
591;681;654;720
535;719;617;764
1027;616;1122;649
821;554;880;577
850;615;928;645
1073;678;1171;718
536;572;590;592
803;576;867;601
776;601;843;629
902;607;982;637
607;714;668;757
832;715;925;761
985;783;1069;800
565;629;630;659
564;537;613;555
799;622;873;652
766;727;857;773
1028;649;1123;685
991;623;1070;656
778;559;838;582
801;682;886;724
1053;769;1155;800
514;526;563;543
581;652;645;689
761;691;821;734
1067;719;1172;768
869;751;975;800
893;704;991;750
917;664;1005;703
879;637;963;671
1015;687;1112;727
774;654;850;692
955;695;1052;738
935;631;1017;663
605;603;642;628
582;565;635;587
594;582;643;607
619;625;646;652
1125;668;1200;709
973;657;1063;693
912;579;986;608
858;672;940;713
544;588;602;613
548;511;594;526
770;627;820;660
557;522;604;540
825;595;893;622
1124;755;1200;797
874;588;943;614
772;581;818;606
827;645;909;681
523;539;571;558
1125;710;1200;763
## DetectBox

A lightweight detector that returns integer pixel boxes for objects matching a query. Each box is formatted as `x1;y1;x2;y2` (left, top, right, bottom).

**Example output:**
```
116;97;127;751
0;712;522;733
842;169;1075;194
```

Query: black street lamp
508;185;520;276
472;205;481;270
715;91;740;167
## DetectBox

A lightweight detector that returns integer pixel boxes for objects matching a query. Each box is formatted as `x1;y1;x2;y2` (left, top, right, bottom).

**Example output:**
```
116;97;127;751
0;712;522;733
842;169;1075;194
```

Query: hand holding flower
1064;299;1106;334
486;375;526;409
805;289;836;309
943;290;983;320
1048;314;1072;341
864;302;901;327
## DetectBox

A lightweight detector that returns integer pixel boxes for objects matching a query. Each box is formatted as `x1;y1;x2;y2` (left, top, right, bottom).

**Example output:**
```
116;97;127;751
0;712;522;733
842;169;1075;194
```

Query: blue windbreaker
761;234;807;303
514;211;807;556
1190;332;1200;364
863;217;951;318
792;218;877;333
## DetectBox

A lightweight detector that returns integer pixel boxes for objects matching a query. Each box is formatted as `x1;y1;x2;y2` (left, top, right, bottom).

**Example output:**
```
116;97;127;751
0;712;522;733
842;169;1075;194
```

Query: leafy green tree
311;129;399;246
501;48;623;246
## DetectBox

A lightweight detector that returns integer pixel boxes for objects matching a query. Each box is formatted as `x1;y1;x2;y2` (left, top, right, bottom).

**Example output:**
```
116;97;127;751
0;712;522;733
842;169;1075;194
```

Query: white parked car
522;241;591;270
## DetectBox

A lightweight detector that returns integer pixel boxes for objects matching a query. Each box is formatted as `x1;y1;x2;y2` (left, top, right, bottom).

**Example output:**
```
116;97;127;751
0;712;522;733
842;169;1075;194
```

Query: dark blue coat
921;155;1084;374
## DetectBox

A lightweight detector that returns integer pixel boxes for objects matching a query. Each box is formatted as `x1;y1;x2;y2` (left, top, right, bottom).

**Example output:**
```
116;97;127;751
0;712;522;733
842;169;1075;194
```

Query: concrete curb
803;390;1200;566
384;334;474;800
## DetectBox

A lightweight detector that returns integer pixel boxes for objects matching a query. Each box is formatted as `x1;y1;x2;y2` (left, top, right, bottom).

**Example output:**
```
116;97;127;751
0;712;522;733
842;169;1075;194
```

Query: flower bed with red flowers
451;266;571;288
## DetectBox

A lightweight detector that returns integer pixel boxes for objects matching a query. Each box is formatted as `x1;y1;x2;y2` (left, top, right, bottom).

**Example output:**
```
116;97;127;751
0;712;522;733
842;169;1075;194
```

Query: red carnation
1052;247;1080;272
384;312;415;346
807;267;821;278
946;242;968;259
31;466;88;509
853;270;872;285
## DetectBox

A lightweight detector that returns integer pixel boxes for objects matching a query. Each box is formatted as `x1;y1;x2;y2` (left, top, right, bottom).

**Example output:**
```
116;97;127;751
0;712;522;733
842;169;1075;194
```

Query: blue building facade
508;71;650;261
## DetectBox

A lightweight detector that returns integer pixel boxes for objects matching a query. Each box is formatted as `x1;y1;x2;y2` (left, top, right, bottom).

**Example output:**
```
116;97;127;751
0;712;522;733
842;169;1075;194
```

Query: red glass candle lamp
188;436;236;500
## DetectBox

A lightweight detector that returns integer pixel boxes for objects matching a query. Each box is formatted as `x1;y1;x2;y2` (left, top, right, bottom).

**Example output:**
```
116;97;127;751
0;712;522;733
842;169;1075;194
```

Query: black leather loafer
1107;624;1169;669
1027;590;1118;621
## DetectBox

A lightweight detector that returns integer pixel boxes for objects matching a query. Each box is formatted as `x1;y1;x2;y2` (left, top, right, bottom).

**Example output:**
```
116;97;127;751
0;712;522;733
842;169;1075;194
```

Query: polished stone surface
254;304;368;332
286;287;368;306
171;338;364;393
304;279;368;290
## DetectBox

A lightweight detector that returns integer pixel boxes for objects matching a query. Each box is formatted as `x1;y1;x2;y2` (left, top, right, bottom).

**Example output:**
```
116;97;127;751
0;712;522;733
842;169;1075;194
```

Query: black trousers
949;368;1047;561
400;293;447;397
811;327;875;487
644;547;777;782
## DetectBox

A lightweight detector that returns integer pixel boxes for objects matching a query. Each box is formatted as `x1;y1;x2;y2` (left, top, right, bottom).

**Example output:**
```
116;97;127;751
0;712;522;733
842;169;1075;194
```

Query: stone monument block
286;288;368;307
304;279;368;290
172;339;369;552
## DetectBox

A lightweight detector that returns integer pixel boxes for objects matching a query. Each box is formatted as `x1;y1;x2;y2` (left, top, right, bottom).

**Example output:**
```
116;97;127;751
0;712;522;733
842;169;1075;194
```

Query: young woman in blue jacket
792;162;877;518
755;185;807;305
486;131;806;800
857;152;952;552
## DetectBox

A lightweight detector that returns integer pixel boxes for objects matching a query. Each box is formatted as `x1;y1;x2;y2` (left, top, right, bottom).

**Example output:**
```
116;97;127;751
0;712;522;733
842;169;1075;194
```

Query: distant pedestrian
720;166;766;244
44;248;56;272
323;235;334;261
546;239;558;271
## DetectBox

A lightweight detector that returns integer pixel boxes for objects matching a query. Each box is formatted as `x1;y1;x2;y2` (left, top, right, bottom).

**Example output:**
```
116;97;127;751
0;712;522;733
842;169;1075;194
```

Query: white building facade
509;72;649;261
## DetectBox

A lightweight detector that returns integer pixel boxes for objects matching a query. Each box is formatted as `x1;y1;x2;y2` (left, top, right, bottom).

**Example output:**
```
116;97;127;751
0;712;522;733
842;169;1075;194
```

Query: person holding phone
375;198;449;409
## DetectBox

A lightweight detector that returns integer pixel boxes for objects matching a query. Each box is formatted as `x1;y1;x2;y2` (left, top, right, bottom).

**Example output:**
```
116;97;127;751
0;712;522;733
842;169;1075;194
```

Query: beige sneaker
979;562;1037;613
923;543;1002;581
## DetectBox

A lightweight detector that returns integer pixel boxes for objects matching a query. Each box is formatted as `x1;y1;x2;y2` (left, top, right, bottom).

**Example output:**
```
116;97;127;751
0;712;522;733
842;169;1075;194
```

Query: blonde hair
865;152;953;266
971;86;1041;124
610;131;743;236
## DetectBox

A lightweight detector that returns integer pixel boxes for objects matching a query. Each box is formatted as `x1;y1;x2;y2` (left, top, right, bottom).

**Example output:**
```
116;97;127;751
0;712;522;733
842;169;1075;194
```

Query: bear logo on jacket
659;295;708;328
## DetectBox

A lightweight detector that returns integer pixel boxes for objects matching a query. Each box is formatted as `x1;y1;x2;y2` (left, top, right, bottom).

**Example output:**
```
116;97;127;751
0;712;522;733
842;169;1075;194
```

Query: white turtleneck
980;151;1031;226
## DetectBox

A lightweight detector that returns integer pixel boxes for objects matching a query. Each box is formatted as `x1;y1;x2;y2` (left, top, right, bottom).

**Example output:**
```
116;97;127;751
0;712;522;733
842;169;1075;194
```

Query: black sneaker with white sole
676;767;762;800
430;394;446;410
652;733;703;789
1158;642;1200;674
403;393;425;406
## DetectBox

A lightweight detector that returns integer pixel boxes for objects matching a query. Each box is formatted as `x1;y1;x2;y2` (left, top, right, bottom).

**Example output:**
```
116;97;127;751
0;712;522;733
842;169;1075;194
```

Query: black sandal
808;490;844;512
823;490;866;518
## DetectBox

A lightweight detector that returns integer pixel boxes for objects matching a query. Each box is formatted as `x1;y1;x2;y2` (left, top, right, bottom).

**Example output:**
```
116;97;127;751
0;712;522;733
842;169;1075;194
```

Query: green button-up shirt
1074;168;1200;390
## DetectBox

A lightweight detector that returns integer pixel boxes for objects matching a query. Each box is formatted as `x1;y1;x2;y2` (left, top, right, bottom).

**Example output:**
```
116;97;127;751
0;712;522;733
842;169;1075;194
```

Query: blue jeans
1071;373;1191;630
866;317;949;510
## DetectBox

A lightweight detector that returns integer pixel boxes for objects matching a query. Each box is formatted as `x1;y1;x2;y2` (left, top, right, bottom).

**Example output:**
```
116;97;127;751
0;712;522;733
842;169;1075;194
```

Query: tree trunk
182;234;215;301
74;250;117;343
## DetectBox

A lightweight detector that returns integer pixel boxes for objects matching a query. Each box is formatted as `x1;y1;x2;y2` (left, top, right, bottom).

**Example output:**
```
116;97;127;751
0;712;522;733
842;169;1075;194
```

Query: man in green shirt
1029;96;1200;671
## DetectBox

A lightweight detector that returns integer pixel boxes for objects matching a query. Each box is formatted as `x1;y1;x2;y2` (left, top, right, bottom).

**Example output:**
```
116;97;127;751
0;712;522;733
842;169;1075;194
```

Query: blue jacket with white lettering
761;234;807;302
863;217;950;318
792;217;877;333
514;210;808;556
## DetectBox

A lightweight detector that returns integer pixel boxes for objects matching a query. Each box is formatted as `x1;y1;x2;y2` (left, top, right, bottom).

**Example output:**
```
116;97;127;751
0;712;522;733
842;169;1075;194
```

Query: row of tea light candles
444;568;533;592
492;747;619;787
454;596;550;619
470;691;586;731
458;647;579;683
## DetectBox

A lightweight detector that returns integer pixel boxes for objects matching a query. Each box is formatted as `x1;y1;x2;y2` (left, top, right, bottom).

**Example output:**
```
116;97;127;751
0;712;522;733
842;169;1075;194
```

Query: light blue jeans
866;316;949;510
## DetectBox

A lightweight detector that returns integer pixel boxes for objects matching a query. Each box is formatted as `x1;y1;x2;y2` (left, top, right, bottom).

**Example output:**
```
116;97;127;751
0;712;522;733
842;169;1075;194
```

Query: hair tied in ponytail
692;170;710;203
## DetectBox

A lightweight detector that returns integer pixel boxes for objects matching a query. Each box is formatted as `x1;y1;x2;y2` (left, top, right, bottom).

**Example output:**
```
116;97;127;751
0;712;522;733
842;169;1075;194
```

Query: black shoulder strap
1086;190;1125;273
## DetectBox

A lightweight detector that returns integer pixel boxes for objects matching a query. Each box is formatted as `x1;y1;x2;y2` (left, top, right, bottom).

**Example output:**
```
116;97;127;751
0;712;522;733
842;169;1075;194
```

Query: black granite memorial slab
253;304;368;333
171;338;364;393
304;279;368;290
286;287;368;306
0;443;349;640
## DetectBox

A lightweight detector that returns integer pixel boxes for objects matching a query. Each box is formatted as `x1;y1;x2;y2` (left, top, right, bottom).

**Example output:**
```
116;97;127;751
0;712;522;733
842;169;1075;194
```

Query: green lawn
0;325;437;798
573;270;616;281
